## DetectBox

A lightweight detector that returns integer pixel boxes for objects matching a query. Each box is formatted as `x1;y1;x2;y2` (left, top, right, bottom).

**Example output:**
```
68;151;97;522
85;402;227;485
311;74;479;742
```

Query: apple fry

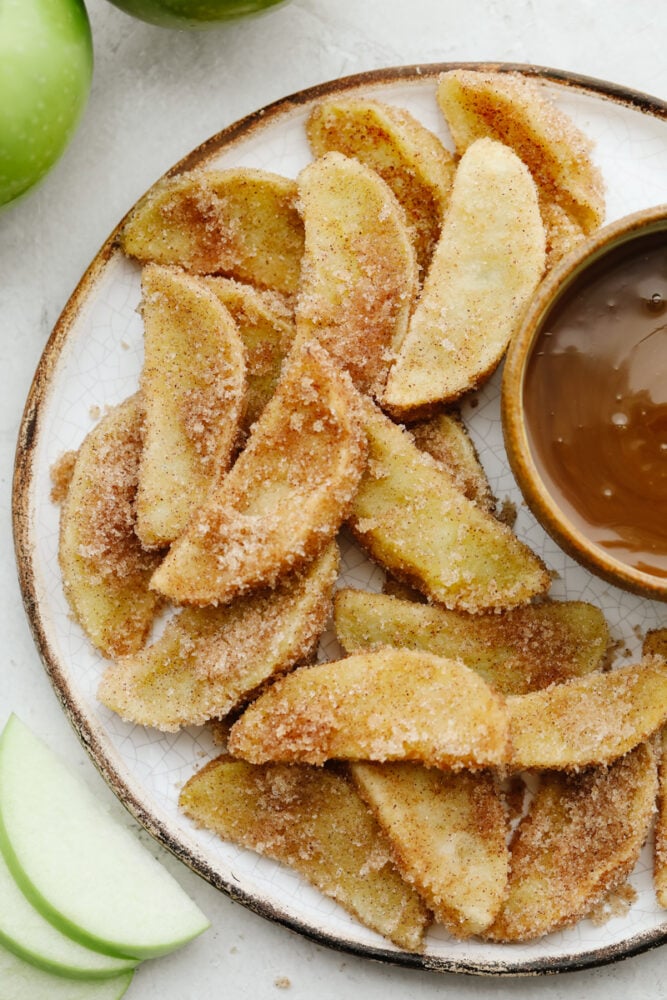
382;138;545;416
487;741;657;941
508;656;667;770
98;544;339;732
348;398;550;612
120;167;304;295
334;590;609;695
350;762;509;938
409;411;495;512
294;151;419;397
306;97;455;273
179;756;430;951
228;647;509;769
135;265;246;548
150;341;366;605
58;396;162;658
436;69;605;262
643;629;667;908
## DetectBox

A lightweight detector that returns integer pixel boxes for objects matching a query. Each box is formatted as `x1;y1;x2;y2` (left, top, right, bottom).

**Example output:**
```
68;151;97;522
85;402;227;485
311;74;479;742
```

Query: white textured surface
4;2;667;998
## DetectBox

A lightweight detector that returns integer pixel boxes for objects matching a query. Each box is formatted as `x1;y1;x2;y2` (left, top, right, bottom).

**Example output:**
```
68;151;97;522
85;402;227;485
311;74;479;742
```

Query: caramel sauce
524;233;667;579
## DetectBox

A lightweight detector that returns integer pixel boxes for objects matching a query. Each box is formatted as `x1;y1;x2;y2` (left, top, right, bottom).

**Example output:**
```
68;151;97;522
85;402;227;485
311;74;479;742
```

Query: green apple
104;0;289;29
0;0;93;207
0;941;133;1000
0;715;210;960
0;843;138;979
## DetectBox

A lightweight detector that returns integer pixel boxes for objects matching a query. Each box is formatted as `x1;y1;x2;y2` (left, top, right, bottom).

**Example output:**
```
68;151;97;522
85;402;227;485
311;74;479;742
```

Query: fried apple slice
120;167;304;295
655;726;667;909
293;151;419;397
436;69;605;262
98;544;339;731
306;97;455;273
334;590;609;695
643;629;667;908
409;411;495;512
135;265;246;549
382;138;545;416
508;656;667;770
58;396;162;658
202;276;295;429
487;741;657;941
179;757;430;951
350;762;509;938
228;647;509;769
150;341;366;605
348;398;550;612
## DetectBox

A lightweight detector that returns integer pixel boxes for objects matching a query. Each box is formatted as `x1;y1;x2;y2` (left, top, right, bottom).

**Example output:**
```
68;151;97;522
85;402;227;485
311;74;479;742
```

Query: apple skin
0;0;93;207
104;0;289;28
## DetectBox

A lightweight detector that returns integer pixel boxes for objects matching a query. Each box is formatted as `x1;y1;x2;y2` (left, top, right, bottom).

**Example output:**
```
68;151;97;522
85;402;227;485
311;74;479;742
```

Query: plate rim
11;61;667;978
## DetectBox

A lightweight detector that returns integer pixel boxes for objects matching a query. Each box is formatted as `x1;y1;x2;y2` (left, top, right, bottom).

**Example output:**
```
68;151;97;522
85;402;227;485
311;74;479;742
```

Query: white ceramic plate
13;63;667;976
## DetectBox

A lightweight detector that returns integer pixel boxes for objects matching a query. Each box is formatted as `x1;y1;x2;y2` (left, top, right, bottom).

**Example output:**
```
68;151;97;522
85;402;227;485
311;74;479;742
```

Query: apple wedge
333;590;609;695
507;656;667;770
350;762;509;938
409;411;496;513
58;394;163;658
150;341;366;606
0;843;137;979
179;756;430;951
228;647;509;769
348;398;550;612
436;69;605;263
0;943;133;1000
0;715;209;960
306;97;455;273
294;151;419;398
487;741;657;941
120;166;305;295
136;264;247;548
98;543;339;731
382;137;546;416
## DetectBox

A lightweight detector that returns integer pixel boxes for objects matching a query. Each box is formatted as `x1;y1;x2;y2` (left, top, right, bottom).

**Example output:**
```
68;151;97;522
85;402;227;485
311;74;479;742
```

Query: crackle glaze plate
12;63;667;976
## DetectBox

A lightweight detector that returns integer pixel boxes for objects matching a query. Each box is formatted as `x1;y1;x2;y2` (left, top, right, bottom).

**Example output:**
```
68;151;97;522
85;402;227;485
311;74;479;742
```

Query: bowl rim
502;203;667;602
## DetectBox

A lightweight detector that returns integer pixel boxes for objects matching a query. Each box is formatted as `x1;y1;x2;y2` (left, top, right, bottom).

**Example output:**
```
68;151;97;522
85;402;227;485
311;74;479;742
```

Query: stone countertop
2;1;667;997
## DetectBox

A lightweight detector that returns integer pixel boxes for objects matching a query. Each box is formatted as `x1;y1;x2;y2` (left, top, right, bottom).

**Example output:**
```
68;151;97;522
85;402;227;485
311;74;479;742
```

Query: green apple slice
0;841;138;978
0;941;133;1000
0;715;209;960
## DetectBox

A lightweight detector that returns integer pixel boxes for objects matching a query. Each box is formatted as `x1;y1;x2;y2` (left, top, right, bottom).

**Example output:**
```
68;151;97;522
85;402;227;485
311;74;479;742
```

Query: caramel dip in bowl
503;205;667;601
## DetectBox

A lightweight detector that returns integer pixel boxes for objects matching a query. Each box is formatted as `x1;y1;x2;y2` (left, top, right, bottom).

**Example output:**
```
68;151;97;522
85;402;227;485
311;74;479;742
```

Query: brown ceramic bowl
502;205;667;602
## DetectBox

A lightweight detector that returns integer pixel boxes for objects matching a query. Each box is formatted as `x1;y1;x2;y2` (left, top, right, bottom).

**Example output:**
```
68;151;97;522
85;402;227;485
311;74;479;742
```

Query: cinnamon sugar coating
58;395;162;658
151;341;366;605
